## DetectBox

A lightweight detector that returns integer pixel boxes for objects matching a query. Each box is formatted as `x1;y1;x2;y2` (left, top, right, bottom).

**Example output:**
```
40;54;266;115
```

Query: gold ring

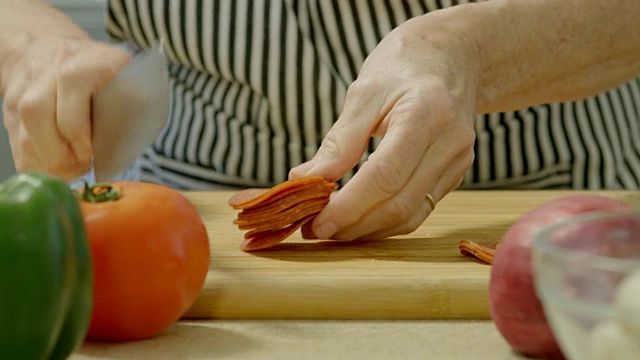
425;194;436;210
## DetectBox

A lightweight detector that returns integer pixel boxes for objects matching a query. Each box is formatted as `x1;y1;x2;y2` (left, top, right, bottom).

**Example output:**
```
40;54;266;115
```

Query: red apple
490;194;631;359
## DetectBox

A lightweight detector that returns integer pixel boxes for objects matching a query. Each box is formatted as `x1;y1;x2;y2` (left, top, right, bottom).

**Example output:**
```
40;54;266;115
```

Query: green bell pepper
0;172;93;360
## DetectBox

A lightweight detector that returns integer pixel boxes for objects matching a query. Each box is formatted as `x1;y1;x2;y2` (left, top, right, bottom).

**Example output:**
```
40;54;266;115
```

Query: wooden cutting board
180;190;640;320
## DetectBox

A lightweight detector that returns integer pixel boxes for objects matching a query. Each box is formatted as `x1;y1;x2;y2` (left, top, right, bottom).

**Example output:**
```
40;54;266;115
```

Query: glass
533;209;640;360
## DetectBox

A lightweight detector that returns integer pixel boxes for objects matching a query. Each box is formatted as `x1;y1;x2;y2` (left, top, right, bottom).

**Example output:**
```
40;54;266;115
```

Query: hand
1;34;131;182
289;12;480;241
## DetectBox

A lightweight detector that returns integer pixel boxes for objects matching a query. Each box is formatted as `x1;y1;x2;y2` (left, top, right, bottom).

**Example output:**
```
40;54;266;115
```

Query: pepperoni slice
458;240;497;265
228;176;338;251
242;215;316;251
236;182;336;221
236;198;330;232
228;176;327;210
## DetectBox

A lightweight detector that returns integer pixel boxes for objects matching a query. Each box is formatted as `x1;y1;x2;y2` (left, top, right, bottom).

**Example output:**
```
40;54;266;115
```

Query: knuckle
386;193;416;225
59;123;83;141
58;62;85;86
318;132;345;159
3;111;18;134
55;42;84;67
94;43;132;68
48;159;87;180
453;130;476;166
346;79;372;98
365;160;404;197
464;148;476;167
458;126;476;147
419;82;455;114
426;78;451;97
400;212;427;235
394;203;430;236
17;94;44;121
57;42;76;58
344;78;385;106
58;43;122;86
442;123;476;159
17;132;31;151
3;90;20;114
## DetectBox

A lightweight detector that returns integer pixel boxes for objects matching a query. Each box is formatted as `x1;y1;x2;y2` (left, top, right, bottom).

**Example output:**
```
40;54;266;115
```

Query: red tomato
77;181;210;342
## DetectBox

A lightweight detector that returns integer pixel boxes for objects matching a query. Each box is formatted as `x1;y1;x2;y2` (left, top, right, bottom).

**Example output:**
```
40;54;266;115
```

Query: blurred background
0;0;108;180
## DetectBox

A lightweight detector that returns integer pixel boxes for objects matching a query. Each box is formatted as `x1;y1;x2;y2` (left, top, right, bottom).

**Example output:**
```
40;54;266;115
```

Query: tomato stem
78;182;121;203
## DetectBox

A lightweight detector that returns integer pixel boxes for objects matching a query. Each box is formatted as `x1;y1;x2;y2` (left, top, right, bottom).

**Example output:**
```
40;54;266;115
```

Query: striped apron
106;0;640;190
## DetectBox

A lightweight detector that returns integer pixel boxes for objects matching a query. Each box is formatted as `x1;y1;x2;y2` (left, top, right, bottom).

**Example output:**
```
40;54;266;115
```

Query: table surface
73;320;529;360
70;189;640;359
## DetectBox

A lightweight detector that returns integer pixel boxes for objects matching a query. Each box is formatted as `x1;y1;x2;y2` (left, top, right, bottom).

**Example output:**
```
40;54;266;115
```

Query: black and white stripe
106;0;640;190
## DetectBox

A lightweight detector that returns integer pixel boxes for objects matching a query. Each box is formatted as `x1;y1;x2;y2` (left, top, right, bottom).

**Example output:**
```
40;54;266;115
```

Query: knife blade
86;41;170;184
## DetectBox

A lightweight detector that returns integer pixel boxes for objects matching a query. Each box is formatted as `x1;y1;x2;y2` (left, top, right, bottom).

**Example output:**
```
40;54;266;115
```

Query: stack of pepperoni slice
228;176;338;251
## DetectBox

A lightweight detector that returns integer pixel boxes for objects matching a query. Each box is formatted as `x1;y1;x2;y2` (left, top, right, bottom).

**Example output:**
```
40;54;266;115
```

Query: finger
10;123;44;174
332;136;469;240
288;79;395;181
355;178;464;242
347;151;471;241
330;155;433;241
353;200;433;241
17;70;77;172
329;118;474;240
308;95;432;239
56;43;131;165
57;69;92;166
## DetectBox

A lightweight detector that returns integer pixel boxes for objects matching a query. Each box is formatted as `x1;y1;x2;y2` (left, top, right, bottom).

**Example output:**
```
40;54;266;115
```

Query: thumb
290;79;393;182
289;110;376;182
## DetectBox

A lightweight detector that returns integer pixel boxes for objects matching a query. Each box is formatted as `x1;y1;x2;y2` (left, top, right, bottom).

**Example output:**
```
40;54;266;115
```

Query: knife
73;41;170;186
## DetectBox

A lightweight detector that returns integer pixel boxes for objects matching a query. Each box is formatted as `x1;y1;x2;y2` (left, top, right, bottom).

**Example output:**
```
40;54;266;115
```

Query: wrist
437;3;504;115
408;4;486;114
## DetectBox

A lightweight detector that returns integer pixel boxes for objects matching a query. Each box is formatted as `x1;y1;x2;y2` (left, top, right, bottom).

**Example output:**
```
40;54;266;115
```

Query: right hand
1;34;131;182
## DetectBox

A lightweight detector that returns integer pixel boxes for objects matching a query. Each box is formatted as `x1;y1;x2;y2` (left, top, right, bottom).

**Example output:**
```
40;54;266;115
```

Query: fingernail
314;221;337;240
289;160;317;179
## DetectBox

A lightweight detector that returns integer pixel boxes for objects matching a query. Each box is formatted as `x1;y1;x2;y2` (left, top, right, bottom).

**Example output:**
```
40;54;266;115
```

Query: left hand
289;11;479;241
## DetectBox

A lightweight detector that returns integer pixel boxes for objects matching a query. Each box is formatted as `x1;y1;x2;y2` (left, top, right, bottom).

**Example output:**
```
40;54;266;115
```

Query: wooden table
71;190;640;359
